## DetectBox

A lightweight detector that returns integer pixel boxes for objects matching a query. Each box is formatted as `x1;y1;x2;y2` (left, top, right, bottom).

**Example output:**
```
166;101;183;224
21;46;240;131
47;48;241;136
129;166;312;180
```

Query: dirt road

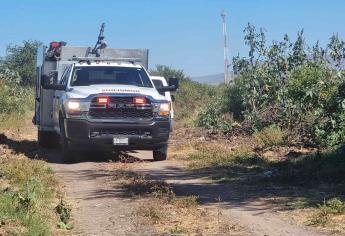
1;127;331;236
46;150;328;236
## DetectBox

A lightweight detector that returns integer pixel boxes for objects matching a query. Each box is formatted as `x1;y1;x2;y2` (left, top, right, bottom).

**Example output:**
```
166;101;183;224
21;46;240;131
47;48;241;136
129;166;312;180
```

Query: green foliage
175;79;217;125
150;65;218;126
0;79;34;116
169;224;187;234
2;40;42;86
319;198;345;214
0;41;37;124
196;96;233;131
186;143;257;169
254;126;286;149
55;200;72;229
0;192;51;236
310;198;345;226
271;150;345;186
18;177;43;210
150;64;188;81
192;23;345;147
0;158;60;235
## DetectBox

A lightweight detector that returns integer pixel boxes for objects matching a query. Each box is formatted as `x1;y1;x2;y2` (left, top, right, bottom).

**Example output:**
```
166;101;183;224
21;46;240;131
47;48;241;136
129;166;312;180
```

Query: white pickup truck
34;37;178;162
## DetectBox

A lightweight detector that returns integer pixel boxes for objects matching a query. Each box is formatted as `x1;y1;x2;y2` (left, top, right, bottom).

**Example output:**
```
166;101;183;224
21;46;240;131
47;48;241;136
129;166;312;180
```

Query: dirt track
48;151;328;236
1;126;332;236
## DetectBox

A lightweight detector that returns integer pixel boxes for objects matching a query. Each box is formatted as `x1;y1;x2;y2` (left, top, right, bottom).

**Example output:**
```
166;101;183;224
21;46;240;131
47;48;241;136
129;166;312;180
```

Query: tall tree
3;40;42;86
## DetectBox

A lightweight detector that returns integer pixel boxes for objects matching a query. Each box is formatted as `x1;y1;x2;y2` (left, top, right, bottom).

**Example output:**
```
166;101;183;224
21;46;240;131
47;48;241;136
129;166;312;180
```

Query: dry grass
169;129;345;234
0;112;34;131
170;139;258;171
136;201;239;235
112;169;243;235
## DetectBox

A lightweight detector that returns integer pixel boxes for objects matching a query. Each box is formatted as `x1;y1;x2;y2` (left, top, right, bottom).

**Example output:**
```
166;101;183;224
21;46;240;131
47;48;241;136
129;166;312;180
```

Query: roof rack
68;57;142;64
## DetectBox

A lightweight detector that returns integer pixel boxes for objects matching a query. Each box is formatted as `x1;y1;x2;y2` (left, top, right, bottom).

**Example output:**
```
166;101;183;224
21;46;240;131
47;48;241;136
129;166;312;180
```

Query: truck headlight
158;102;170;117
64;100;90;115
67;101;80;110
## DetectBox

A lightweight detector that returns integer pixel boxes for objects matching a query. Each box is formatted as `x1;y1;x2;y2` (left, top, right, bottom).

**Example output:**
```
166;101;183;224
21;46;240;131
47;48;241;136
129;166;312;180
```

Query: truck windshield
70;66;153;87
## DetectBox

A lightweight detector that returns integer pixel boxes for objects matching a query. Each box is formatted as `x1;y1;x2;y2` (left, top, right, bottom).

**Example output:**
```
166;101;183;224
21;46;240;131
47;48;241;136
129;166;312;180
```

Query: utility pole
221;10;230;84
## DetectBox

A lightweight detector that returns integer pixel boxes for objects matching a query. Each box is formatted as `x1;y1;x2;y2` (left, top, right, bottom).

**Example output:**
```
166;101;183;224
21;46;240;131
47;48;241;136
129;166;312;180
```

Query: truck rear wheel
153;145;168;161
59;119;76;163
38;130;58;148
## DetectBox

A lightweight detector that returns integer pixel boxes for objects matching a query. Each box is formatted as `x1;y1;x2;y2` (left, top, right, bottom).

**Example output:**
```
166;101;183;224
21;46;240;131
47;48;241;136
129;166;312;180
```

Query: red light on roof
97;97;109;104
50;42;60;48
133;97;147;104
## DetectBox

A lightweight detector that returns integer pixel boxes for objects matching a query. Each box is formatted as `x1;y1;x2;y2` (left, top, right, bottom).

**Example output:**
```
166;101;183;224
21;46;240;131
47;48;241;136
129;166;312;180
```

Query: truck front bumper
64;118;170;150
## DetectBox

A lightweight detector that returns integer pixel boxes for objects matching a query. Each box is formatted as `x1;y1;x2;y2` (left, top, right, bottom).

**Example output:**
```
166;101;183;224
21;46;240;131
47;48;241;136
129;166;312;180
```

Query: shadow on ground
0;133;152;164
119;148;345;213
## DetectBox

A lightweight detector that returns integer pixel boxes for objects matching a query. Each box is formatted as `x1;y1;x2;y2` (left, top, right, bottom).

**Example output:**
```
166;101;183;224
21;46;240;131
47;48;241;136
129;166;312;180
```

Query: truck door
53;66;70;131
34;46;45;125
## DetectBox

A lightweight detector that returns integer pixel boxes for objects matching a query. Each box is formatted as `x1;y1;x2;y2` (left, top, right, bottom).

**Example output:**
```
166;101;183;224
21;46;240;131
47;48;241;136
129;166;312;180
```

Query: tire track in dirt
49;158;156;236
129;151;330;236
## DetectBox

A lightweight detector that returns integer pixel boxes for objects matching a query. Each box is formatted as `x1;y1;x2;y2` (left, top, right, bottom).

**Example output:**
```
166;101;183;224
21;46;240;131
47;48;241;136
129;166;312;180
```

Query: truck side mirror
42;82;66;91
156;78;179;93
41;74;50;87
41;73;65;91
168;77;179;90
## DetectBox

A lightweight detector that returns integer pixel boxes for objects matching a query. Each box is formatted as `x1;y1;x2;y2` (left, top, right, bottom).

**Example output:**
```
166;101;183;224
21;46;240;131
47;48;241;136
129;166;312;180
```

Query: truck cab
34;44;178;162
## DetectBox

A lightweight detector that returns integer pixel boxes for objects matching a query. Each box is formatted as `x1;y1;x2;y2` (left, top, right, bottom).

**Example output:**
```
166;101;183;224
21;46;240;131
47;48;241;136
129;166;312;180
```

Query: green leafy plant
254;126;286;149
17;177;43;210
55;200;72;229
196;96;233;131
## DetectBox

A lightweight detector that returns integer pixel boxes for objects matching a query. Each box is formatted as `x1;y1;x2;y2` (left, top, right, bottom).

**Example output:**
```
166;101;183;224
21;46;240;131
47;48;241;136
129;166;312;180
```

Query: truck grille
100;129;139;136
88;96;153;120
91;129;151;136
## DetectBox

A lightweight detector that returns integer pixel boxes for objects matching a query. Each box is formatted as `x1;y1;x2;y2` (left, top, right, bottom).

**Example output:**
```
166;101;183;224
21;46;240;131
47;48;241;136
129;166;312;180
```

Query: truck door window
152;80;165;96
60;67;71;85
70;66;153;88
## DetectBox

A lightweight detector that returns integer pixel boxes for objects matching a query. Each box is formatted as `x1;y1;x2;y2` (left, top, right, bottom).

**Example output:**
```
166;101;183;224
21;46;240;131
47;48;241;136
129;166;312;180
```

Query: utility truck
33;24;179;161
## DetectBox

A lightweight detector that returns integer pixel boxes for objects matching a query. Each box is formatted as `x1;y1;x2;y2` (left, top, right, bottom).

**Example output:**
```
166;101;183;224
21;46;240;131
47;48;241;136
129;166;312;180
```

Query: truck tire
59;119;76;163
153;145;168;161
38;130;58;148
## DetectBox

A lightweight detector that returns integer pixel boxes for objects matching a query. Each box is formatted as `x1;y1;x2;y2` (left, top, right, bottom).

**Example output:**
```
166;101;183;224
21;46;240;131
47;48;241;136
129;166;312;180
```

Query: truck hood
66;84;166;100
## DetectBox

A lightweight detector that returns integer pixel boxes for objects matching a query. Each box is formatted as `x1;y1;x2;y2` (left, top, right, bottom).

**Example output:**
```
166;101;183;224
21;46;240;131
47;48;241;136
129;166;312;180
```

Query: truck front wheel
59;119;75;162
153;145;168;161
38;130;58;148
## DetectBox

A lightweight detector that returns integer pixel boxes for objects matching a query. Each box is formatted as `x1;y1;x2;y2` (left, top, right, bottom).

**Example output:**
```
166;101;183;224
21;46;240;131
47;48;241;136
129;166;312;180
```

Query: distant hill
191;73;224;85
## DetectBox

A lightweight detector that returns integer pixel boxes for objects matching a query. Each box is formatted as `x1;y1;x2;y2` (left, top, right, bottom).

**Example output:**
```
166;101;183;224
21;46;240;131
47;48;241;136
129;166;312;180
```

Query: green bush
254;126;286;149
0;158;59;235
196;96;233;131
150;65;218;126
0;80;34;115
190;24;345;148
2;40;42;86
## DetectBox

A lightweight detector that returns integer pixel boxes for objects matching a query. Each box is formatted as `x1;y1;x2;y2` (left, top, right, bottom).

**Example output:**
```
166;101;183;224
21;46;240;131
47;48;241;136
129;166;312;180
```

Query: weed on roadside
171;195;199;208
55;200;72;230
0;152;67;235
137;203;164;224
254;126;287;150
123;174;174;198
116;170;241;235
172;138;345;234
309;198;345;226
168;223;187;234
187;143;257;170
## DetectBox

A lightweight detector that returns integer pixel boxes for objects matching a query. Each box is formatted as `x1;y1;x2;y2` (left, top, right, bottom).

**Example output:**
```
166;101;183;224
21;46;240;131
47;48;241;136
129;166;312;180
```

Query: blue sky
0;0;344;76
